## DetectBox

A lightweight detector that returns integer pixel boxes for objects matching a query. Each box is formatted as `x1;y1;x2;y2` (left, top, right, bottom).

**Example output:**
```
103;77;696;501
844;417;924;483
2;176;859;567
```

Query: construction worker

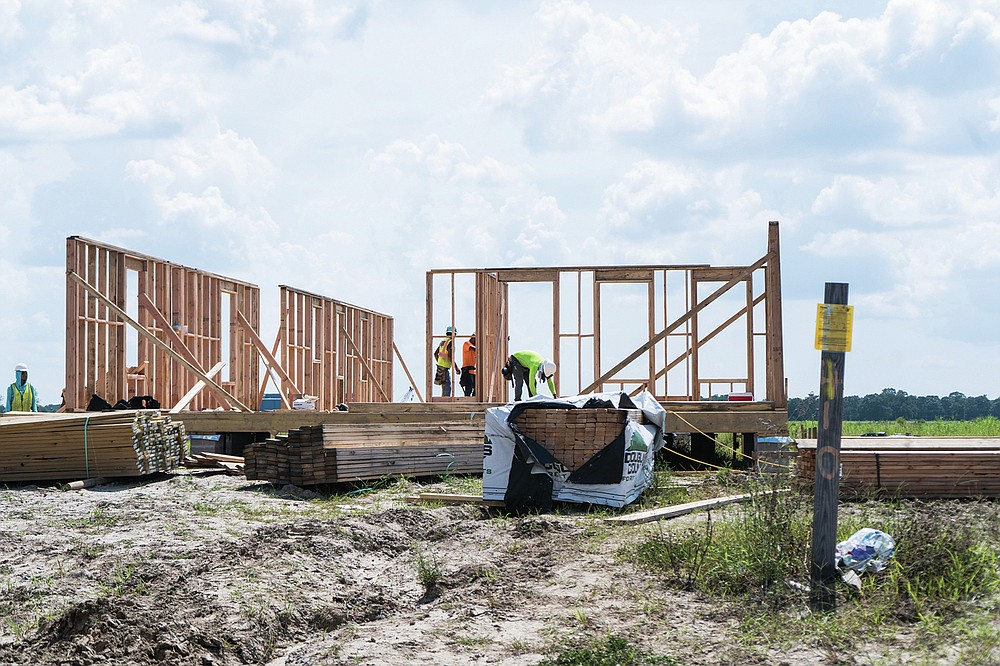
460;332;477;397
432;326;457;397
501;350;556;401
6;363;38;412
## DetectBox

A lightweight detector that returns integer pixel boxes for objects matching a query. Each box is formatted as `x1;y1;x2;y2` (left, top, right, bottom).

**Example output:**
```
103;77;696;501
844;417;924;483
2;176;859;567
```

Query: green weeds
624;487;1000;660
413;544;444;592
790;417;1000;438
539;633;676;665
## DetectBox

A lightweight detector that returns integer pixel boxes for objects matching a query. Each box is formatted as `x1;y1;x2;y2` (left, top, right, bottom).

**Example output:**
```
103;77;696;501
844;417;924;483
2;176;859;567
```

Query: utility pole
810;282;852;611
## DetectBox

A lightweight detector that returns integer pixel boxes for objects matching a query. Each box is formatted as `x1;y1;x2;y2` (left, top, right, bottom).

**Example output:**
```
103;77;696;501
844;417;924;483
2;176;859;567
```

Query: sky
2;0;999;405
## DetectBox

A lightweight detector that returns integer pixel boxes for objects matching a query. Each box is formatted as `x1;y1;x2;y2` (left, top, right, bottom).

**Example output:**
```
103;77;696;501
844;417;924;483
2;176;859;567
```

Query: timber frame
276;285;394;409
425;221;787;436
65;237;261;412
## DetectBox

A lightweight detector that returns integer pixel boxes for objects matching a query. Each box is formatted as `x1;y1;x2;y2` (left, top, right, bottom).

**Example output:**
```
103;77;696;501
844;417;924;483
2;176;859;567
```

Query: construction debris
0;411;188;482
183;452;245;474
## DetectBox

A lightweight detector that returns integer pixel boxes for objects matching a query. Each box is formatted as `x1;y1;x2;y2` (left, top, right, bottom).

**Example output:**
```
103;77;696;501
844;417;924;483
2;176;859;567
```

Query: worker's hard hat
14;363;28;373
446;325;456;335
541;360;556;378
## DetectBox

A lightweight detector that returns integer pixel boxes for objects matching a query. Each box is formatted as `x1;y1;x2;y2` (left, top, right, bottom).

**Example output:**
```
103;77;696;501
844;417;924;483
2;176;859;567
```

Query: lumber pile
0;411;189;482
795;437;1000;498
245;421;483;486
513;408;644;471
183;452;245;474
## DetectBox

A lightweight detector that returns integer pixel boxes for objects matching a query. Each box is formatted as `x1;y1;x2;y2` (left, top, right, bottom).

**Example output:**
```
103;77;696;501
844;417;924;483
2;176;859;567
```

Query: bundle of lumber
0;411;189;482
513;408;644;471
245;421;483;486
796;437;1000;498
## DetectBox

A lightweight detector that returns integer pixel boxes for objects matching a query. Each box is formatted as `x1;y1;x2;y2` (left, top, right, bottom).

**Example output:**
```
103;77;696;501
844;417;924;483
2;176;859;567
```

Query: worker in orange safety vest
459;332;476;397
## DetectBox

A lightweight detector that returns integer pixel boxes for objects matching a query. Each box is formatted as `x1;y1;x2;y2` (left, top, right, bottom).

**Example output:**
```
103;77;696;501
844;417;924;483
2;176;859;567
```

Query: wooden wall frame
426;221;786;408
278;286;394;409
65;237;261;411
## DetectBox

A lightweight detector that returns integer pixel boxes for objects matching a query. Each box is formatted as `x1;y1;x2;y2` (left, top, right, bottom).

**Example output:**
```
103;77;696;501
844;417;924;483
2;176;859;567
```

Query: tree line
788;388;1000;421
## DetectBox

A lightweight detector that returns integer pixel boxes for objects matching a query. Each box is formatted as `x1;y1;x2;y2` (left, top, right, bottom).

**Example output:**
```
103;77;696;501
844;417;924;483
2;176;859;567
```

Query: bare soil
0;471;924;665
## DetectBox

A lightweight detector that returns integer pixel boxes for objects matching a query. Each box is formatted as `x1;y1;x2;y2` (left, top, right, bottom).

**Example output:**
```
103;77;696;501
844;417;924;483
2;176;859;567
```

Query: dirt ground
0;470;925;665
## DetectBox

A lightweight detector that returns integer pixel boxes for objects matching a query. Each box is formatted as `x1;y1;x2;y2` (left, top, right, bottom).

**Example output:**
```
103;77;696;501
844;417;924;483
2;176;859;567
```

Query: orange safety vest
462;340;476;371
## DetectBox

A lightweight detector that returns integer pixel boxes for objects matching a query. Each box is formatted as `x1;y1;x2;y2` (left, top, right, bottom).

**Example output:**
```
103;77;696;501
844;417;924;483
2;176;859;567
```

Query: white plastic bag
836;528;895;573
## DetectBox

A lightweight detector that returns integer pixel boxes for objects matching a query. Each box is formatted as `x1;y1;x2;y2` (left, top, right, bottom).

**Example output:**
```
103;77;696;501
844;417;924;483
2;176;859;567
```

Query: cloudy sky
2;0;999;405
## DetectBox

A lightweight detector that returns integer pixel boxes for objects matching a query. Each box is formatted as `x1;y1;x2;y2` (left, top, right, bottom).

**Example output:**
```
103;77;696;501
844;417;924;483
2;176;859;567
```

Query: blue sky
2;0;999;404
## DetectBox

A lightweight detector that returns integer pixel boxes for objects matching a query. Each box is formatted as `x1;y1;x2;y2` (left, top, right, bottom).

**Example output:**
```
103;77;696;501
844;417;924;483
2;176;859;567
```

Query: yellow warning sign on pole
814;304;853;352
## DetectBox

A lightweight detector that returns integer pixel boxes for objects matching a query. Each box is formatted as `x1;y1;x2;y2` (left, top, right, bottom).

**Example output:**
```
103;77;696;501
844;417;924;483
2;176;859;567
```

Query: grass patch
539;633;676;665
790;417;1000;437
61;505;126;529
414;544;444;592
623;489;1000;660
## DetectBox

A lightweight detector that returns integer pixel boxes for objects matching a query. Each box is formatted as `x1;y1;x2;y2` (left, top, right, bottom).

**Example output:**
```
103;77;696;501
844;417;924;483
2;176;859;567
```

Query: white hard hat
14;363;28;373
541;360;556;378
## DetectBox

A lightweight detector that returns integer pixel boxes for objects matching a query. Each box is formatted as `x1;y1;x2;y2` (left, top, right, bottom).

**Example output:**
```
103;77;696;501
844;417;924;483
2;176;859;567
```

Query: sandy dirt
0;470;905;665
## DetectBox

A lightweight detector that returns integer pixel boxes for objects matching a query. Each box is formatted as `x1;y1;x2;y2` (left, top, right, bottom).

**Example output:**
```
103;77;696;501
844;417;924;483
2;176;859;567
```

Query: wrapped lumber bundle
0;411;189;482
245;421;484;486
484;392;668;509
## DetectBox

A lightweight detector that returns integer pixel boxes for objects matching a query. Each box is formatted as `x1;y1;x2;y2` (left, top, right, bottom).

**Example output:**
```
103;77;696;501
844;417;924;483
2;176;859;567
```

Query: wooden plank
608;491;782;524
170;361;226;413
496;268;559;282
691;267;750;282
594;269;654;282
65;239;80;409
765;221;786;408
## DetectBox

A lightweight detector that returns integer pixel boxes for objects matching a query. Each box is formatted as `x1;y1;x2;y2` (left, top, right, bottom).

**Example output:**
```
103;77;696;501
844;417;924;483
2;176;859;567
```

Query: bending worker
6;363;38;412
501;350;556;401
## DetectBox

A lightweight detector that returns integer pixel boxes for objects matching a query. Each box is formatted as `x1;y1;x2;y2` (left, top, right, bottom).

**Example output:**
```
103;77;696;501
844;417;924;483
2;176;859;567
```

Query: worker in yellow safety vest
432;326;457;397
6;363;38;412
501;350;556;401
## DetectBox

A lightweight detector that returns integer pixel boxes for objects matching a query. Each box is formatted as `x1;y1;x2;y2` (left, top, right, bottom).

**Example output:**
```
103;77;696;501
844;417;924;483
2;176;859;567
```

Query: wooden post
810;282;850;611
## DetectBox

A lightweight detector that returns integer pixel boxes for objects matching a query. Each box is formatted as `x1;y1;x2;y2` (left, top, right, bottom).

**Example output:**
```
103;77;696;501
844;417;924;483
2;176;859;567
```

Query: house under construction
58;223;788;463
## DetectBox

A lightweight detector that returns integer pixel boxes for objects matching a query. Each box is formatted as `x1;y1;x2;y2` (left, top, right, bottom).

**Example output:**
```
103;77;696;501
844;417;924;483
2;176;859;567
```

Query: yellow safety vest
10;383;34;411
435;340;453;368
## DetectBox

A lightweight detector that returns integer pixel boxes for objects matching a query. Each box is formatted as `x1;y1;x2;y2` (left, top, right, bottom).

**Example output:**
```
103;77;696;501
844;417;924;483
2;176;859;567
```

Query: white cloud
0;42;207;141
0;0;25;44
158;0;370;54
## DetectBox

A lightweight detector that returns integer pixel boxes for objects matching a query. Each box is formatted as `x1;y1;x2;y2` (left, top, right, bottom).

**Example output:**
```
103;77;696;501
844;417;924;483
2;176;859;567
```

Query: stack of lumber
513;408;644;471
0;411;189;482
245;421;484;486
796;437;1000;498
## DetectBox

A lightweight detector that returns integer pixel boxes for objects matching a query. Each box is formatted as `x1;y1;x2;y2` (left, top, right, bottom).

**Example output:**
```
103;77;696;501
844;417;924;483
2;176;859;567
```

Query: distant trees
788;389;1000;421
